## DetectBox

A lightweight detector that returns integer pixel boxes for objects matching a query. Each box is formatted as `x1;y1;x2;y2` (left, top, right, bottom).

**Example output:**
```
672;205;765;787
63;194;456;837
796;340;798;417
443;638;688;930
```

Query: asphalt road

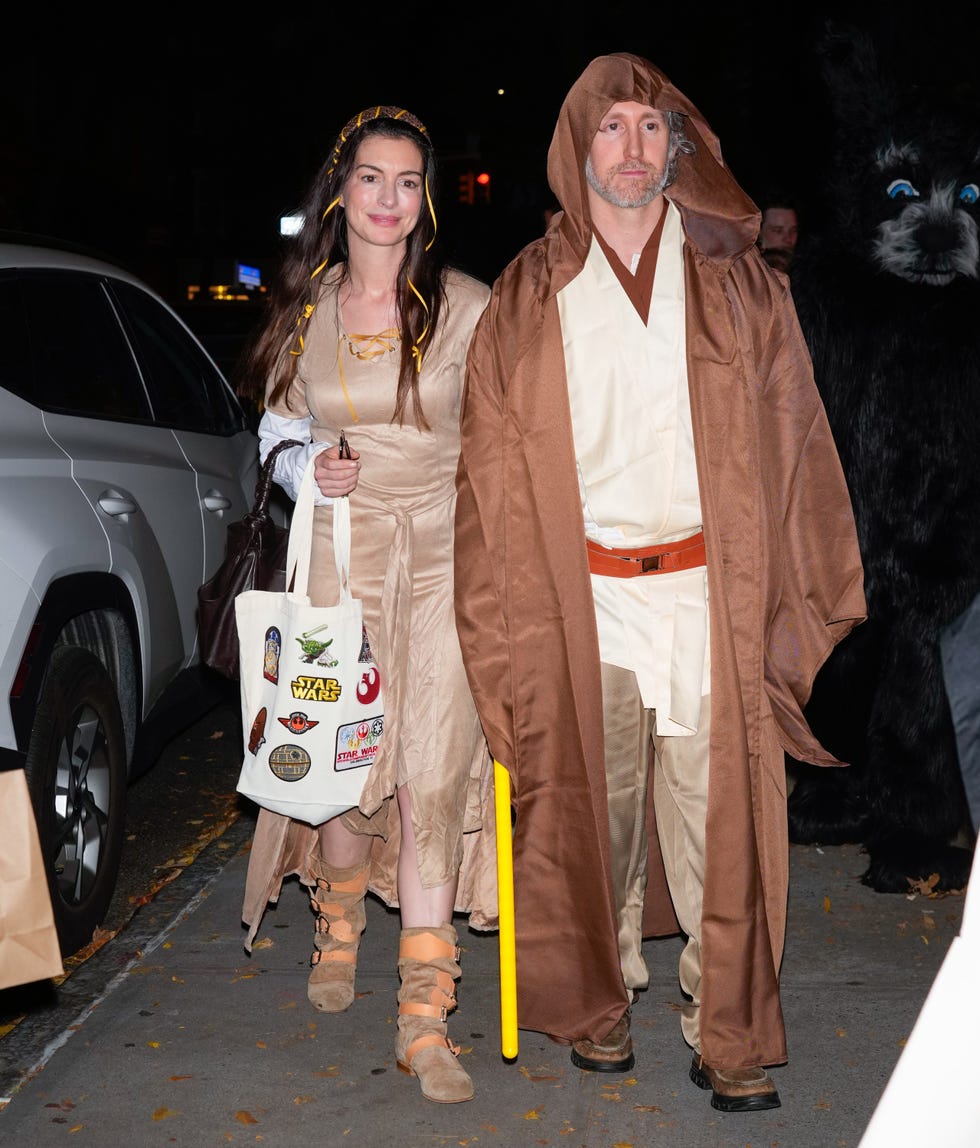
0;688;251;1033
102;688;247;939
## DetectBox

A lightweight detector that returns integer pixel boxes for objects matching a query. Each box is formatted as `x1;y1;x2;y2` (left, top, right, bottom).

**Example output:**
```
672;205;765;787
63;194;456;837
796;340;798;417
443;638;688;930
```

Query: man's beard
585;156;670;208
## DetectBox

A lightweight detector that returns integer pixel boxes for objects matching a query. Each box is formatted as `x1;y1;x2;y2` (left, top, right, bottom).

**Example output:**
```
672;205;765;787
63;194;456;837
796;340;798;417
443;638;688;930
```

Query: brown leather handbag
197;438;302;680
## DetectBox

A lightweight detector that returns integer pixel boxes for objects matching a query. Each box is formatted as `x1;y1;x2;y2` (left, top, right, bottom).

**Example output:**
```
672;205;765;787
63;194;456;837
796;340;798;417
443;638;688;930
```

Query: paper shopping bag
0;768;65;990
235;452;381;825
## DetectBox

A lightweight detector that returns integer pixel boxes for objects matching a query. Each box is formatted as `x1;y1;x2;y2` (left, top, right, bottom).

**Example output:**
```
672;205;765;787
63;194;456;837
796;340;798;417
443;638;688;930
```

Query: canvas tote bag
235;449;382;825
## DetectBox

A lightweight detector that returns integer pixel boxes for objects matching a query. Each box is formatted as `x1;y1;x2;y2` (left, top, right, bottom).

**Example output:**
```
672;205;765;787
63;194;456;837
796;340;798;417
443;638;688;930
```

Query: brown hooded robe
453;53;866;1070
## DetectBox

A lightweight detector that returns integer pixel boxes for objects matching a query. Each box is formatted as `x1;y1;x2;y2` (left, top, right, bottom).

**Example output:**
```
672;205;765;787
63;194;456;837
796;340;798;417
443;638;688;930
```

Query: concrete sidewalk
0;811;966;1147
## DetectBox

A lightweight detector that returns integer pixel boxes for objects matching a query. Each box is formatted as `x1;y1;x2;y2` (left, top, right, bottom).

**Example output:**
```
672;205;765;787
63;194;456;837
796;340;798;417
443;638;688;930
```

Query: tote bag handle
284;445;353;603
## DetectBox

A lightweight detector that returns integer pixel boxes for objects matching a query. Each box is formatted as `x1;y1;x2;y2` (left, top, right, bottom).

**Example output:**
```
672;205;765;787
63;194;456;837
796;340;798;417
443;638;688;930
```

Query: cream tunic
561;204;709;734
242;267;498;945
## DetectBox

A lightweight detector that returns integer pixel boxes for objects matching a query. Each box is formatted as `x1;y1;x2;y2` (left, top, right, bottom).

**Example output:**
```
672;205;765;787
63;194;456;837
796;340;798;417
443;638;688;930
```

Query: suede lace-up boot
395;924;474;1103
307;856;369;1013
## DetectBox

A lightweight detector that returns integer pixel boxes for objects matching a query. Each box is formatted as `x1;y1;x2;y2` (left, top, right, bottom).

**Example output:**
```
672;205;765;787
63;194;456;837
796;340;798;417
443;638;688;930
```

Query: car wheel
24;645;127;957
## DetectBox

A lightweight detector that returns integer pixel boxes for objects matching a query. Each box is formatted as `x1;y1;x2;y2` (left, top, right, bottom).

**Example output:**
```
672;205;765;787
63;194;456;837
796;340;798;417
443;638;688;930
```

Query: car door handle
202;489;234;512
98;491;139;516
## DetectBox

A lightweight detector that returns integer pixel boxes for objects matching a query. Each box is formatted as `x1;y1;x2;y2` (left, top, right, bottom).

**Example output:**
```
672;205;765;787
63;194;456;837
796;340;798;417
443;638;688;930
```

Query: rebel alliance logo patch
278;711;320;734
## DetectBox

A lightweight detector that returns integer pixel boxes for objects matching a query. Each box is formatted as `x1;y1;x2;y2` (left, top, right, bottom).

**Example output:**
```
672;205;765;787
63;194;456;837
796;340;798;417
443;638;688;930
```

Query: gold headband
326;105;428;177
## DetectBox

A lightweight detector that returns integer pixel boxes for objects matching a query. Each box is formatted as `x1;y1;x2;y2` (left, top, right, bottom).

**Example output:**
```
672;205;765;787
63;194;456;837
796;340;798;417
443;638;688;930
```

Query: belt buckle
640;553;664;573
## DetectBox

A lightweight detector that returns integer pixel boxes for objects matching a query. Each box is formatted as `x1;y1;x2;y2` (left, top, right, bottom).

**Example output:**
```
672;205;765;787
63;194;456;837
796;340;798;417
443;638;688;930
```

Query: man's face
759;207;799;251
586;102;672;209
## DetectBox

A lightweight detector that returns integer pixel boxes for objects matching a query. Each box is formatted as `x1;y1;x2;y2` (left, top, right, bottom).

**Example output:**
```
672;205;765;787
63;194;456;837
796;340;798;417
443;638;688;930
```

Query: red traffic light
457;170;490;205
457;171;475;204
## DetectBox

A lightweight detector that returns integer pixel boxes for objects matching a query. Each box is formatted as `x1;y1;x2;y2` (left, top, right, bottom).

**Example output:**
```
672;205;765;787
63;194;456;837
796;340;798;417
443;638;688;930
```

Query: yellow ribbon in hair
406;277;430;372
288;303;317;357
320;195;342;227
290;195;344;357
423;178;437;251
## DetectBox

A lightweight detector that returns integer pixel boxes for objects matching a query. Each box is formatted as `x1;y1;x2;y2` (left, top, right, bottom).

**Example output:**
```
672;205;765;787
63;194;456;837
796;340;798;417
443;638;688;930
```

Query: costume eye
887;179;919;200
958;182;979;205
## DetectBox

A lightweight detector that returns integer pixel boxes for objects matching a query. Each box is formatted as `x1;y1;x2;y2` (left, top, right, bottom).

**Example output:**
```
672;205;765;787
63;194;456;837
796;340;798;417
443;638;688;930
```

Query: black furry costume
787;24;980;892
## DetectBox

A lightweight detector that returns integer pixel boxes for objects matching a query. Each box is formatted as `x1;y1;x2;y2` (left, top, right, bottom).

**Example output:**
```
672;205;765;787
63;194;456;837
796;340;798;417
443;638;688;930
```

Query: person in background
757;194;800;269
454;53;865;1113
237;104;497;1105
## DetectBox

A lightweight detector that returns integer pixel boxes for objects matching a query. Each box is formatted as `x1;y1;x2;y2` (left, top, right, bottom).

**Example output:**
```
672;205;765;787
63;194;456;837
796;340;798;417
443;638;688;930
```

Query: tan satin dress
242;267;498;947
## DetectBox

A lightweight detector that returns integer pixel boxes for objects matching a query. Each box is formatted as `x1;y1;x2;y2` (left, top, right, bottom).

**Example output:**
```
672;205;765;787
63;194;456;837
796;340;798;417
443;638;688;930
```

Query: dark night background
3;5;975;382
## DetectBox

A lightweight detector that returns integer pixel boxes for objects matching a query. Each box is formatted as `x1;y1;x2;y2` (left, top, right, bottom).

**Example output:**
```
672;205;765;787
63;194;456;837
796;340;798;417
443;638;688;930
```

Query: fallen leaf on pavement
519;1065;561;1082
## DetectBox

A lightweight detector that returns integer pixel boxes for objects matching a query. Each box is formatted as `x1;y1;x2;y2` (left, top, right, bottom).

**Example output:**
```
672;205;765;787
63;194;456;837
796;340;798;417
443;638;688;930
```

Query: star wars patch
336;716;384;770
248;707;268;754
268;743;312;782
290;675;341;702
356;666;381;705
358;624;375;663
278;711;320;734
295;624;338;666
263;627;283;683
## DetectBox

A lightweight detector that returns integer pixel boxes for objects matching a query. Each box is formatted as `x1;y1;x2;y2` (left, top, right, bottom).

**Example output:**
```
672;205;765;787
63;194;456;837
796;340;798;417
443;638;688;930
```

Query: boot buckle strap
398;933;461;963
313;872;370;895
402;1032;461;1063
310;948;357;968
399;1000;449;1022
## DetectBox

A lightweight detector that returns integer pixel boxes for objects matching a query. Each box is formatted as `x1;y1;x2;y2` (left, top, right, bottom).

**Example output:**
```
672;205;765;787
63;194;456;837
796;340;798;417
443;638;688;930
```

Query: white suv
0;233;258;956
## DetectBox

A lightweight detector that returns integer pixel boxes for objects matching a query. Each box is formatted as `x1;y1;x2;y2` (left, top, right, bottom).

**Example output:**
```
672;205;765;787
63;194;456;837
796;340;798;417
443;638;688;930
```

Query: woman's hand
314;441;361;498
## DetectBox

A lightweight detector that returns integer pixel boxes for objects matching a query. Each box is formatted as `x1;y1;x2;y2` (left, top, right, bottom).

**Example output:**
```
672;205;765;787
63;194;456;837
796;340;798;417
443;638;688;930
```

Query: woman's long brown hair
239;112;445;430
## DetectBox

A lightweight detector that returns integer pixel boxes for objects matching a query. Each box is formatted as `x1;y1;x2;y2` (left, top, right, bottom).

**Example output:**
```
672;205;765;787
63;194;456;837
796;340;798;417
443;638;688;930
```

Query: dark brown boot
395;924;474;1103
306;855;369;1013
570;1010;635;1072
690;1054;781;1112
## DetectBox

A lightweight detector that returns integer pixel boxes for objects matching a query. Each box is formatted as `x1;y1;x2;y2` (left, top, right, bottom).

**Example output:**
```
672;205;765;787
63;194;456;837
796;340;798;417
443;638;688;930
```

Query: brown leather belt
586;530;706;577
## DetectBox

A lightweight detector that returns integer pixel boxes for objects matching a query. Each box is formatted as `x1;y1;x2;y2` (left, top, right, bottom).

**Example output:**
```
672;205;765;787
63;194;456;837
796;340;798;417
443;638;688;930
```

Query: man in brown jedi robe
453;52;866;1112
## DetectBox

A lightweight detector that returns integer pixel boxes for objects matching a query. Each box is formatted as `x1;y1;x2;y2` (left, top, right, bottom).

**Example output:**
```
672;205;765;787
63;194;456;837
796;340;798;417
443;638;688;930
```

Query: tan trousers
601;661;709;1051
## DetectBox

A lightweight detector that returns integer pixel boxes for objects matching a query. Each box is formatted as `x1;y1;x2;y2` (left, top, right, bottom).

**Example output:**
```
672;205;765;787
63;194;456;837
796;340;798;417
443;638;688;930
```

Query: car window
7;272;152;421
0;277;33;395
111;281;246;436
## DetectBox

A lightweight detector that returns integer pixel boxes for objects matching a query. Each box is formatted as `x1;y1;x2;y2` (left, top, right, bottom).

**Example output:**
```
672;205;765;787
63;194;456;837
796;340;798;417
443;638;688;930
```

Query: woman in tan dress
236;105;496;1105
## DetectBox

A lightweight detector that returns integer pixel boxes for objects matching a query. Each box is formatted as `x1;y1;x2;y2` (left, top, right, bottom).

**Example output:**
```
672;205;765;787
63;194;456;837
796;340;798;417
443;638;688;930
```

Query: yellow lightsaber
494;759;518;1059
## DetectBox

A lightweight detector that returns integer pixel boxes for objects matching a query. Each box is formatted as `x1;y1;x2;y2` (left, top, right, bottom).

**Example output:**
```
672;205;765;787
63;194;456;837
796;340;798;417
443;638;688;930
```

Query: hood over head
547;53;759;267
